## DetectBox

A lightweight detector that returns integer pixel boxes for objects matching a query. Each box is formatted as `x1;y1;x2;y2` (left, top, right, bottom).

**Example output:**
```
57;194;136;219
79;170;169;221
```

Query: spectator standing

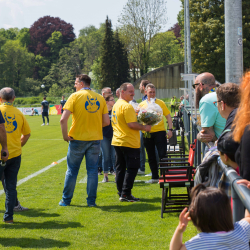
101;95;116;183
170;96;176;113
0;87;30;223
193;73;226;146
233;71;250;181
98;87;113;175
216;83;240;132
116;88;120;98
101;87;113;98
60;95;66;115
139;84;173;183
59;74;109;207
138;80;151;175
41;96;49;126
111;83;151;202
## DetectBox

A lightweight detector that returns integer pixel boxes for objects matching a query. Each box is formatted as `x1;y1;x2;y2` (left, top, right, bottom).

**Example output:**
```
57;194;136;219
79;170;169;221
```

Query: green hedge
14;97;61;106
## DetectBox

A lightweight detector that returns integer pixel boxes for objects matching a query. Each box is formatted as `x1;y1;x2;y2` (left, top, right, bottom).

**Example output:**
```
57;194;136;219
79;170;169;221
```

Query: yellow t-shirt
139;99;170;133
64;90;108;141
111;99;140;148
0;104;31;159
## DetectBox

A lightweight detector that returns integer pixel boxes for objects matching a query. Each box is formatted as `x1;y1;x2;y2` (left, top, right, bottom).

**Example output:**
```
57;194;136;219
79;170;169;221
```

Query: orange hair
232;71;250;142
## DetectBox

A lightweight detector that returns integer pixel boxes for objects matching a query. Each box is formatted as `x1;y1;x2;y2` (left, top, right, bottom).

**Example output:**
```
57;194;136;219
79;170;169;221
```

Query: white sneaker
41;123;45;126
13;201;28;212
137;169;145;175
145;179;159;184
145;172;152;177
46;123;49;125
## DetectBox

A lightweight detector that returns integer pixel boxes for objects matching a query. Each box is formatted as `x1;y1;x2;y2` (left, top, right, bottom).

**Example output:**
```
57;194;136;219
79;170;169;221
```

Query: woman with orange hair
233;71;250;180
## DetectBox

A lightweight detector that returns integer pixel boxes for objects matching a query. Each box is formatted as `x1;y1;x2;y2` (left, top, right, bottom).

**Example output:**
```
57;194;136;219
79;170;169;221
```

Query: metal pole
186;0;192;74
225;0;243;84
184;0;188;74
218;158;250;222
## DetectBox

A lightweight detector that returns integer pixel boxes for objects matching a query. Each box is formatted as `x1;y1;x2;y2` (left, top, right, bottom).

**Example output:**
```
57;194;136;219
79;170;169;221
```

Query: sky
0;0;182;36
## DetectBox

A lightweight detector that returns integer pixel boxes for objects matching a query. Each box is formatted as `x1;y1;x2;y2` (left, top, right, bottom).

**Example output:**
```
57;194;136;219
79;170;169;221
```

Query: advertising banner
49;105;61;115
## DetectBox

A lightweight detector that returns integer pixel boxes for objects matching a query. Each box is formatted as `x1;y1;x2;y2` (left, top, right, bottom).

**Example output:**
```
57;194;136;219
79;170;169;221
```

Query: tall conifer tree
100;17;116;90
114;30;130;88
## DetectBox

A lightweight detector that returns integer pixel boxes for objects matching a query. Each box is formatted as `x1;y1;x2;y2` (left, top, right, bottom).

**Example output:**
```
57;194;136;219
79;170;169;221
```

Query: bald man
193;72;226;145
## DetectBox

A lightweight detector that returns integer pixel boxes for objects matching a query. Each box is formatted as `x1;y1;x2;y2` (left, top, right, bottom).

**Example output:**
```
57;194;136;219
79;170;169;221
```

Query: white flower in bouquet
138;98;163;138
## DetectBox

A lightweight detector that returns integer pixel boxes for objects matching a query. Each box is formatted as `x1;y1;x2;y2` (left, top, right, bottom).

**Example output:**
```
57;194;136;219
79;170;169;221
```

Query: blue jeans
140;131;146;171
3;155;21;221
62;140;100;206
101;136;116;173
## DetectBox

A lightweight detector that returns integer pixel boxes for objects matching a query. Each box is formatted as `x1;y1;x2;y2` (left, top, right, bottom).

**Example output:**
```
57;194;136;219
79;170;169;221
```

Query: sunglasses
192;83;204;89
213;101;222;107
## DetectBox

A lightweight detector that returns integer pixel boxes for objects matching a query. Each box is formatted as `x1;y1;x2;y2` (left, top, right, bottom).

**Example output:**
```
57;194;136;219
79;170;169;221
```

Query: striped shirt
185;220;250;250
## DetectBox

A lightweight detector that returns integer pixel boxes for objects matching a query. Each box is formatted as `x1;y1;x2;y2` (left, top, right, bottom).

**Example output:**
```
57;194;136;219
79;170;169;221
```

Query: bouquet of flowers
137;98;163;138
129;101;140;115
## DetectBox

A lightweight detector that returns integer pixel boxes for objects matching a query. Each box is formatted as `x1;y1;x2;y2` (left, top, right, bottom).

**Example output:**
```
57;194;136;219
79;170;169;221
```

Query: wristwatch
168;129;173;131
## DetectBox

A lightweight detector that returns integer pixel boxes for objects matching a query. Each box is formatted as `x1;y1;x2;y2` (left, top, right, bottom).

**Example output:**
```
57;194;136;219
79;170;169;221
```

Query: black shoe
117;192;121;197
119;194;140;202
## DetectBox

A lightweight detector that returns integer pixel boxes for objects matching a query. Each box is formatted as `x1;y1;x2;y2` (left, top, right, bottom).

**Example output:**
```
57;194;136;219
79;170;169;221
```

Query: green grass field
0;115;197;250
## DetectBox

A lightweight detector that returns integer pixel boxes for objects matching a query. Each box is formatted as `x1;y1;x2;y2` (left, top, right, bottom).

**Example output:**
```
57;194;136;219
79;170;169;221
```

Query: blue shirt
185;220;250;250
199;92;226;139
181;99;189;105
41;100;49;113
142;95;147;101
60;99;66;109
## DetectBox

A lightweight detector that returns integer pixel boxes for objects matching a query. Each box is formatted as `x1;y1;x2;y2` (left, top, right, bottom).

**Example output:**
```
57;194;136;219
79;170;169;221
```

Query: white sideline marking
0;156;67;196
79;176;87;183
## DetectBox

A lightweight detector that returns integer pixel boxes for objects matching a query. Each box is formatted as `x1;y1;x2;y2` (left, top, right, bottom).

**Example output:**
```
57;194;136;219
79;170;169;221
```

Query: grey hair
0;88;15;101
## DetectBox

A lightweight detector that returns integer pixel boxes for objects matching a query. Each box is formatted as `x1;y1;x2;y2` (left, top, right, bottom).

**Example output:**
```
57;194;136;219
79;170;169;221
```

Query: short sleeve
21;115;31;135
200;101;217;128
124;105;137;123
239;220;250;236
102;100;108;114
0;111;5;124
63;94;74;112
162;103;170;117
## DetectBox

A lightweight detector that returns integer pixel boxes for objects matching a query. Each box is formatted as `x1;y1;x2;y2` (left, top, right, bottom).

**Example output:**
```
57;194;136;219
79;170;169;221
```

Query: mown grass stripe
0;156;67;196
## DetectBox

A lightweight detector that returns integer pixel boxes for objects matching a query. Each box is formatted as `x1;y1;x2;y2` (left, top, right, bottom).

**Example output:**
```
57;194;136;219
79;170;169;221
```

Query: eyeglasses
109;99;115;102
213;101;222;107
192;83;204;89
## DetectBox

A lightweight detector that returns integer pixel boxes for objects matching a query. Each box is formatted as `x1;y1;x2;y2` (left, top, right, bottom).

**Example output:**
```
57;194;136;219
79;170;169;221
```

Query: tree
114;31;130;85
118;0;167;77
29;15;75;56
149;31;184;68
178;0;250;83
43;39;83;93
99;17;117;90
79;24;105;74
46;31;63;63
0;40;35;95
17;28;31;47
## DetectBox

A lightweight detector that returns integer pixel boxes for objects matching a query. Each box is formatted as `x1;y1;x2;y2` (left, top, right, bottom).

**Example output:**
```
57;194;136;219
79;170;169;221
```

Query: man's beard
196;88;203;109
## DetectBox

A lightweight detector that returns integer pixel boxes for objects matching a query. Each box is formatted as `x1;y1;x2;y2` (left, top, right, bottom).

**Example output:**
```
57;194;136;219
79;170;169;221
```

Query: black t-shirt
103;110;113;138
60;100;66;109
222;108;238;132
41;100;49;112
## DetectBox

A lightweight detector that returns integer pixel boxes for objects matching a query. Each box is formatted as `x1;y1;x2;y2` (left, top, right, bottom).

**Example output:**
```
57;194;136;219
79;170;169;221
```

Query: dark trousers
42;112;49;123
114;146;140;196
171;105;175;113
1;173;18;207
3;155;21;221
143;131;167;179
